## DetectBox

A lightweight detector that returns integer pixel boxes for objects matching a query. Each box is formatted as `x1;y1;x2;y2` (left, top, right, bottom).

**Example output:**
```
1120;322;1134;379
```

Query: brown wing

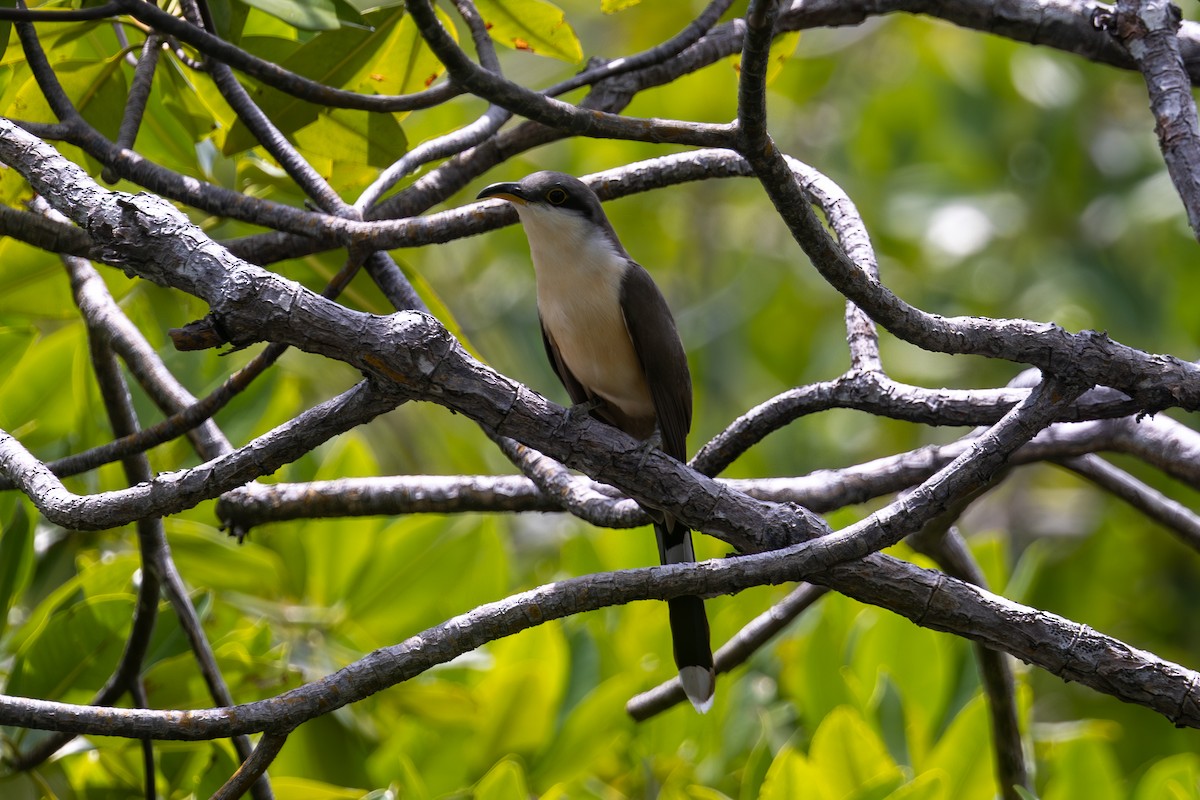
619;262;692;462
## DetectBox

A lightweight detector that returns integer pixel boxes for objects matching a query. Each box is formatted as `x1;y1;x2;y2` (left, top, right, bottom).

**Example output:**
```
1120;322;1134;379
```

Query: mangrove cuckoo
477;171;715;712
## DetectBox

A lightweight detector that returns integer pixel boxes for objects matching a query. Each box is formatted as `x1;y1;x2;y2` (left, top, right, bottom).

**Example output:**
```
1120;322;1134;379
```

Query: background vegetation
1;0;1199;797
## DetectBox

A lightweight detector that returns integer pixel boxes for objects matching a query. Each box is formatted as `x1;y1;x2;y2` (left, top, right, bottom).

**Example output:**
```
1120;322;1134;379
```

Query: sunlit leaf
531;677;634;786
883;772;949;800
164;524;287;598
340;0;407;15
352;9;454;98
1041;736;1124;800
809;706;904;798
293;106;408;169
237;0;341;31
1132;753;1200;800
922;696;996;799
850;610;959;765
476;758;530;800
268;776;369;799
760;747;829;800
475;623;569;758
601;0;640;12
0;239;75;317
730;30;800;85
475;0;583;62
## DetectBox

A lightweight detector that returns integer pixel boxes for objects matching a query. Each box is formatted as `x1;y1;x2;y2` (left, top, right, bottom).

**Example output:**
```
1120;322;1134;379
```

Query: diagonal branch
0;543;1198;738
1104;0;1200;238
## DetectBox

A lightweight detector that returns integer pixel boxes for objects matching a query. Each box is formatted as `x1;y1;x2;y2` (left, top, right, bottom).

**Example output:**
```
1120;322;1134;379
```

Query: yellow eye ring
546;188;568;205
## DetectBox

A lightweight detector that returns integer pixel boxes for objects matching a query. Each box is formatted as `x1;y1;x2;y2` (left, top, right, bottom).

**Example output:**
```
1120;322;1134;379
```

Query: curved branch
404;0;735;148
1;544;1197;738
117;0;461;112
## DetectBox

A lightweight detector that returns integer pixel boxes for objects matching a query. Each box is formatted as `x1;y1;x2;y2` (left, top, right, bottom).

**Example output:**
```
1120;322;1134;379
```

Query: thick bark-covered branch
1;545;1197;740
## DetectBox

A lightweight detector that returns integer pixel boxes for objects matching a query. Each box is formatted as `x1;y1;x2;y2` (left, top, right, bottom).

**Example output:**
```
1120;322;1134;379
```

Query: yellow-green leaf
238;0;341;31
601;0;640;13
224;8;407;155
476;0;583;63
731;30;801;85
476;759;530;800
352;8;454;99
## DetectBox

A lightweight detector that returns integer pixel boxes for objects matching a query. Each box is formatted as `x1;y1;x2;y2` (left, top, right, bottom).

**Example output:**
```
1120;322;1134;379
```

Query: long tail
655;518;715;712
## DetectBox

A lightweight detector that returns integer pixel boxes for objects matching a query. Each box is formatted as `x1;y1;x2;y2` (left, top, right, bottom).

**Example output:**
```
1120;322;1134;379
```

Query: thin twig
626;583;828;720
101;32;164;184
211;733;289;800
1056;454;1200;550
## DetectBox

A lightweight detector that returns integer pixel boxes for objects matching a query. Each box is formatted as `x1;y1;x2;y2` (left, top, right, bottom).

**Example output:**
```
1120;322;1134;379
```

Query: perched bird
478;171;715;712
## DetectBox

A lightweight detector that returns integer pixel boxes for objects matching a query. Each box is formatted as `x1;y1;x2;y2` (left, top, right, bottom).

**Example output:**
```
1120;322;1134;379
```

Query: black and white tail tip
680;666;716;714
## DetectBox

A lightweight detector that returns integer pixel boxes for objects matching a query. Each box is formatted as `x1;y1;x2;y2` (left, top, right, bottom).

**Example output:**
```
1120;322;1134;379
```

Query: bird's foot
565;396;604;424
635;430;663;470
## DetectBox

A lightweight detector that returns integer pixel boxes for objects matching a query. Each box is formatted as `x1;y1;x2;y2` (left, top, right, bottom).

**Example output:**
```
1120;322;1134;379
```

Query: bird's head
478;170;604;217
477;171;625;259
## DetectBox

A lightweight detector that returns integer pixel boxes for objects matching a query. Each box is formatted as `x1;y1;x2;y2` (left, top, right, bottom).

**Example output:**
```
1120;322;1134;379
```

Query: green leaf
739;731;776;800
395;256;484;359
237;0;341;31
0;501;34;641
1042;736;1124;800
809;706;904;799
532;677;635;787
475;0;583;62
206;0;251;42
165;524;286;598
7;595;135;702
0;240;76;317
0;323;86;446
351;10;453;99
340;0;406;14
776;596;857;728
1132;753;1200;800
475;623;569;757
600;0;640;12
851;609;958;764
883;772;948;800
293;106;408;169
476;758;530;800
58;55;129;140
730;30;800;85
317;515;509;647
922;695;996;799
223;8;407;155
5;553;138;656
760;747;830;800
156;741;241;800
267;776;368;799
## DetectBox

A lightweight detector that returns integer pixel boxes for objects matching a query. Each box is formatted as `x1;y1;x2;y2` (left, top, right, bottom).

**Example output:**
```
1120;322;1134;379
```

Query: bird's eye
546;188;568;205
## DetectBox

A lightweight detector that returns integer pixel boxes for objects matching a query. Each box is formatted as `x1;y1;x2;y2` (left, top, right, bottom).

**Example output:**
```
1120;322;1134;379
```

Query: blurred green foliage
1;0;1199;797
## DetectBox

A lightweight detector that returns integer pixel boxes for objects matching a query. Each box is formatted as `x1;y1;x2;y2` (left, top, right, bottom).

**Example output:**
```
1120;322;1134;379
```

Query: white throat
513;204;654;421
